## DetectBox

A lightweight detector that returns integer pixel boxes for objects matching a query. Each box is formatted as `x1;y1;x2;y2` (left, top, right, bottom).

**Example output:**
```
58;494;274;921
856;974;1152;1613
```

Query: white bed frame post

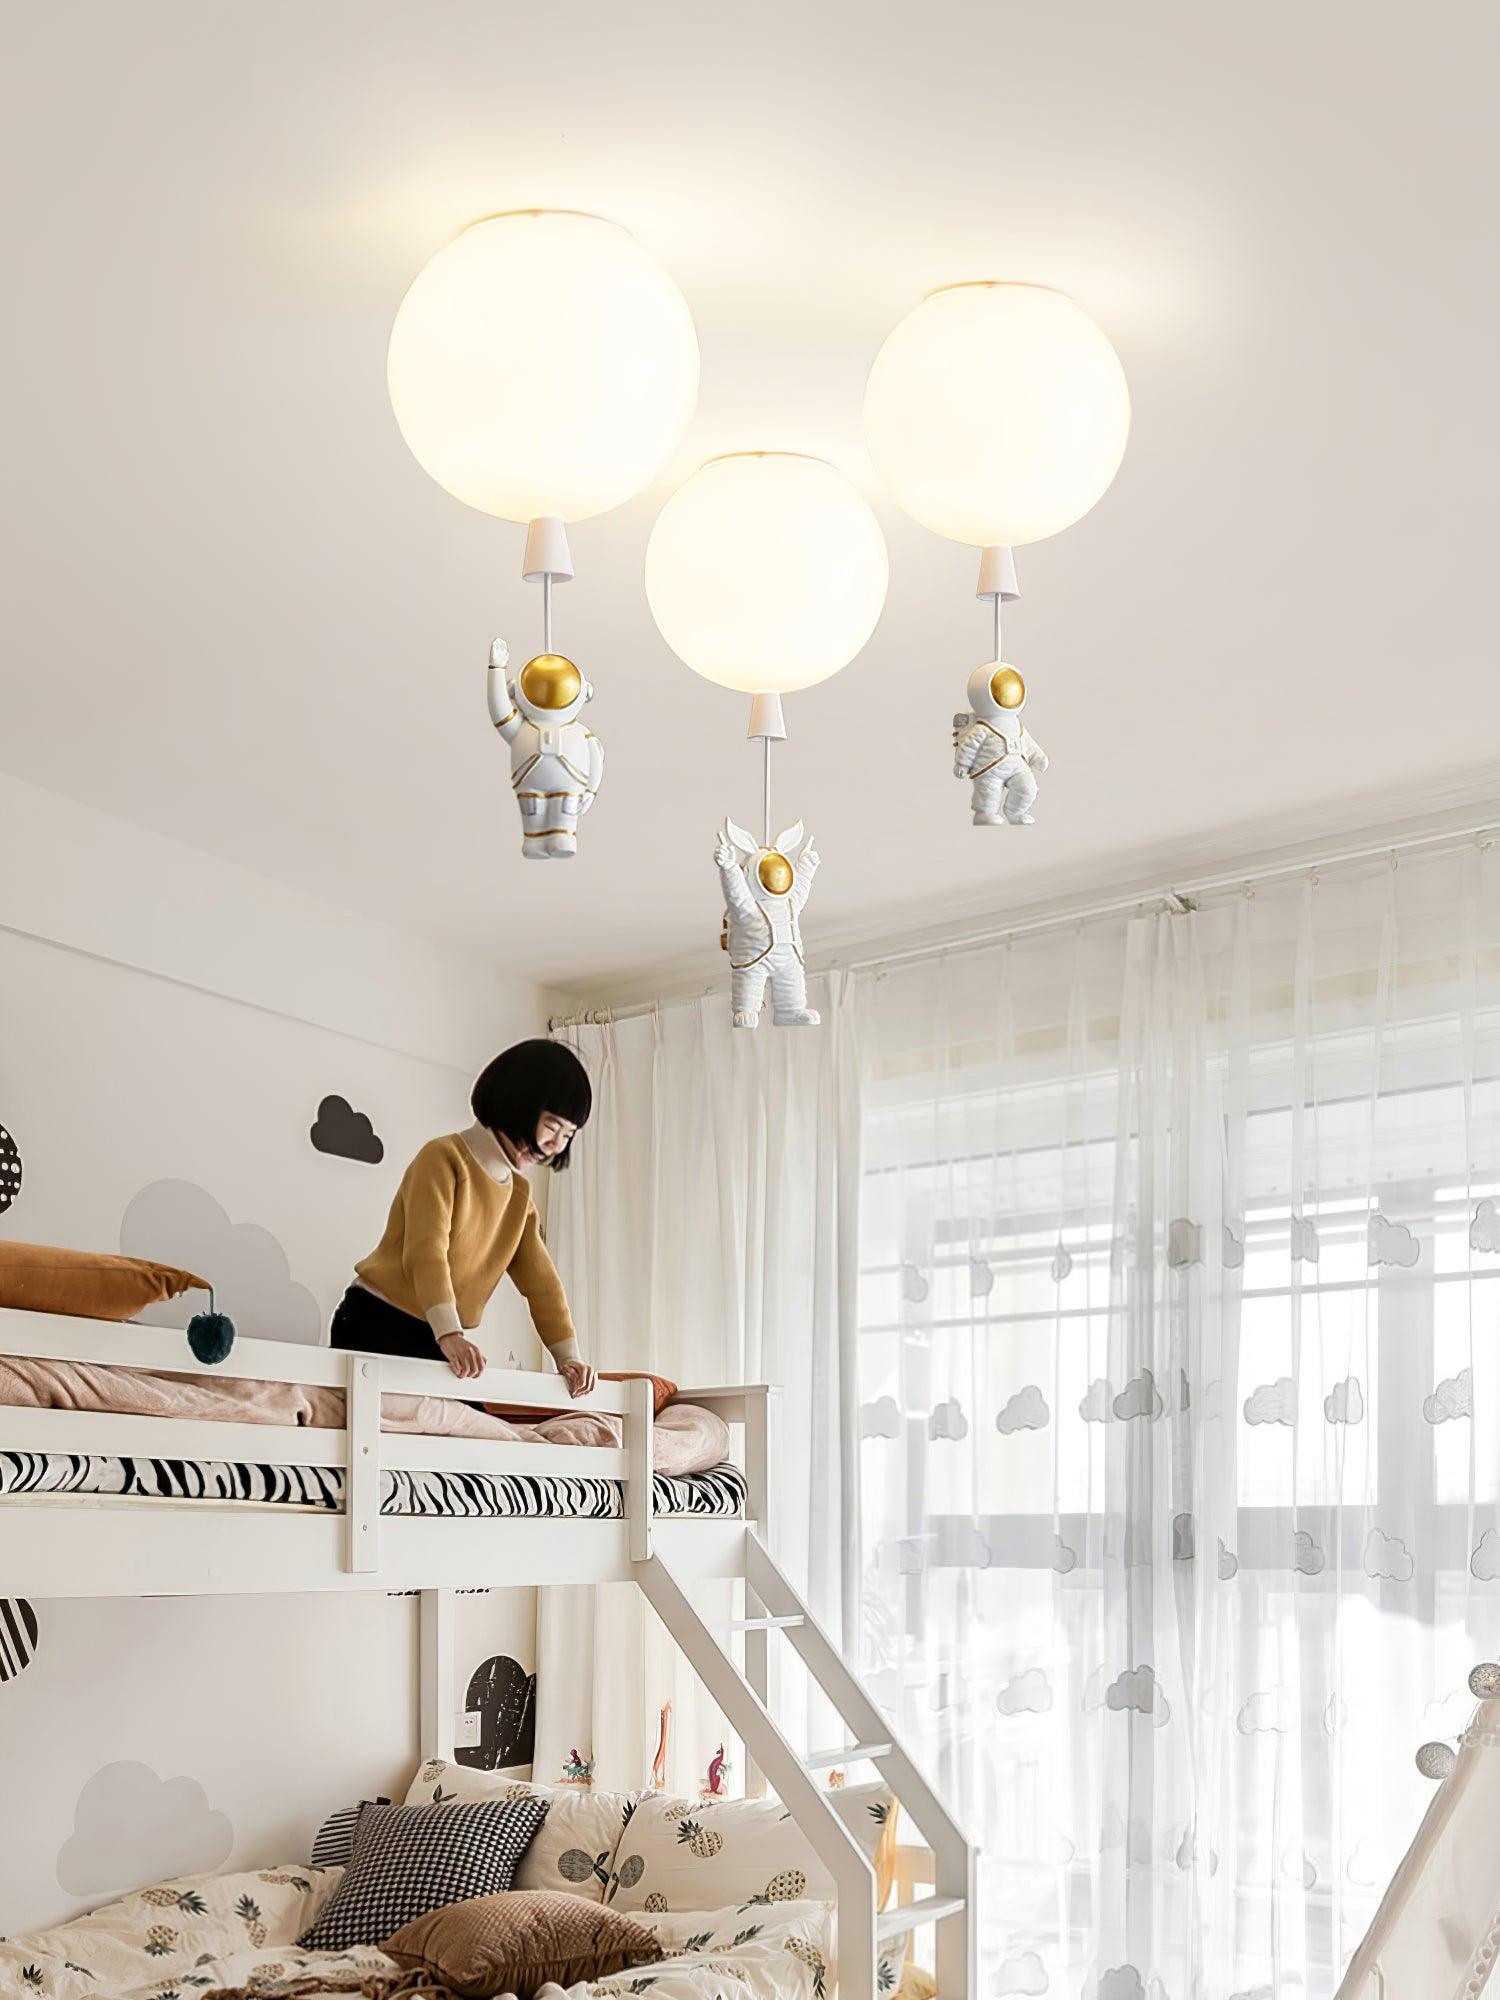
627;1375;656;1563
419;1588;456;1763
345;1352;381;1574
742;1384;777;1799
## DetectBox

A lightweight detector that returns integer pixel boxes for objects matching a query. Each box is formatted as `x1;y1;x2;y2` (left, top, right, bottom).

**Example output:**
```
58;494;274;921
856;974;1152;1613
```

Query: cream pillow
606;1787;893;1913
405;1759;641;1903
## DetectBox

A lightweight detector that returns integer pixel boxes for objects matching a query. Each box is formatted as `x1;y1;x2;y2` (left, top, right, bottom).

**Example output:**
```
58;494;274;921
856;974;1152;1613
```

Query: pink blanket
0;1356;730;1478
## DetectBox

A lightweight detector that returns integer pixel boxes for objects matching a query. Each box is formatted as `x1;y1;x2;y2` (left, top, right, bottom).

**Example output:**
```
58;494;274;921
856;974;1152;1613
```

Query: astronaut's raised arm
791;841;820;912
486;641;523;743
716;849;760;921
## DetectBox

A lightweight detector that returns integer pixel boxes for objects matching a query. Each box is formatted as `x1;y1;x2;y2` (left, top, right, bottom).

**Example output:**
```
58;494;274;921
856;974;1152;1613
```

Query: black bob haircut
470;1039;593;1172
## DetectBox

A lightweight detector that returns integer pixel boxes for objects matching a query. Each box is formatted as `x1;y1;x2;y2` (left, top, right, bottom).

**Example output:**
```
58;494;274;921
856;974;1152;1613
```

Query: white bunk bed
0;1306;976;2000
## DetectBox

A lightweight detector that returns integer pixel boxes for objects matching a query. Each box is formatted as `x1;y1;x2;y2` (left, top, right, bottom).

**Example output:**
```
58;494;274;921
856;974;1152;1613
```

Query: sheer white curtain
536;973;861;1794
854;843;1500;1998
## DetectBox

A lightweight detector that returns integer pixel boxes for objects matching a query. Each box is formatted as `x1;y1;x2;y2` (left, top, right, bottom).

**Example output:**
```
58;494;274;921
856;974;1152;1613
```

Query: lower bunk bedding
0;1454;747;1519
0;1864;834;2000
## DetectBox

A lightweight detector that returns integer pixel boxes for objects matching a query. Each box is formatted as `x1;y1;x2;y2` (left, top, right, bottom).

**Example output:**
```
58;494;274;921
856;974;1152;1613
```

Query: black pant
330;1284;486;1410
329;1283;437;1359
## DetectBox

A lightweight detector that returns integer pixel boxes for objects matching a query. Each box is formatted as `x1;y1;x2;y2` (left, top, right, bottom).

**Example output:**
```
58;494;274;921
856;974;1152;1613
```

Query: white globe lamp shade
863;281;1130;547
387;210;699;524
645;453;889;695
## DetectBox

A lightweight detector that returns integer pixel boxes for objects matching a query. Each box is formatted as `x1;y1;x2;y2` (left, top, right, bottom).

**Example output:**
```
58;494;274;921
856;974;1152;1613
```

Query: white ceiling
3;2;1496;995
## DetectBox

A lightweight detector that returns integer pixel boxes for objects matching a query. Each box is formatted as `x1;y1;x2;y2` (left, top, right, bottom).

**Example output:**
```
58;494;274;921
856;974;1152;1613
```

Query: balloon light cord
543;574;554;654
762;736;772;849
993;591;1002;660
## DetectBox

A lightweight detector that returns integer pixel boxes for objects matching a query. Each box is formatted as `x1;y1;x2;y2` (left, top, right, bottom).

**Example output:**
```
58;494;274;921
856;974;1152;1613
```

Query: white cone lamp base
746;689;787;741
976;544;1019;603
523;515;575;583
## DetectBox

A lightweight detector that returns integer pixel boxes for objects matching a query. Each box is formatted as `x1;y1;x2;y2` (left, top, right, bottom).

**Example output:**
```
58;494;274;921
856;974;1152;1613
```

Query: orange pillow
485;1369;677;1422
0;1239;210;1322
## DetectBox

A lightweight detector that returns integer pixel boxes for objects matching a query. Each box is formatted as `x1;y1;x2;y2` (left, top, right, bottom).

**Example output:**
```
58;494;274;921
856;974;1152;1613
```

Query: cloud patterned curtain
853;842;1500;1999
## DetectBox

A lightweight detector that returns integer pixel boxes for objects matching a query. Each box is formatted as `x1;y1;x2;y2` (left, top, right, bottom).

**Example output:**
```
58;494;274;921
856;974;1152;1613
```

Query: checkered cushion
308;1795;390;1869
298;1796;549;1950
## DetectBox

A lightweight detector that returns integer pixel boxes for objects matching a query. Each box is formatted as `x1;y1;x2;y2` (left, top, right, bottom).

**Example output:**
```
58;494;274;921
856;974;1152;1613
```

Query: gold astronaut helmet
756;850;794;896
966;659;1026;722
517;652;585;716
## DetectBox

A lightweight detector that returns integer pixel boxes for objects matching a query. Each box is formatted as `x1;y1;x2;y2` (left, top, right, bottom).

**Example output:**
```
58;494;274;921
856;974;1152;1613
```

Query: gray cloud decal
1324;1376;1364;1425
1079;1378;1116;1423
1364;1527;1414;1582
1167;1219;1202;1268
1293;1528;1325;1575
57;1761;232;1895
859;1396;901;1440
995;1949;1048;1994
996;1667;1053;1716
1113;1371;1163;1421
120;1179;320;1343
928;1397;968;1442
1471;1199;1500;1255
996;1385;1050;1434
1368;1210;1420;1269
1244;1378;1295;1427
1290;1214;1320;1264
1424;1367;1472;1424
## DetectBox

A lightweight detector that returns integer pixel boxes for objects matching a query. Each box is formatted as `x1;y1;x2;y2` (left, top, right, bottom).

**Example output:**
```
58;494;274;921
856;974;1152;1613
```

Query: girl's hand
437;1332;486;1380
560;1359;598;1399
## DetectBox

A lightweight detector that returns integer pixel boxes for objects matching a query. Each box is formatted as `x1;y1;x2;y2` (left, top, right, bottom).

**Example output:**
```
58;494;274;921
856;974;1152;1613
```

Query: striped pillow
308;1796;391;1870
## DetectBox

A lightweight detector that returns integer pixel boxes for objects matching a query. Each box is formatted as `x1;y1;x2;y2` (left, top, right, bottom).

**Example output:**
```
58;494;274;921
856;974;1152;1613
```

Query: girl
330;1039;597;1395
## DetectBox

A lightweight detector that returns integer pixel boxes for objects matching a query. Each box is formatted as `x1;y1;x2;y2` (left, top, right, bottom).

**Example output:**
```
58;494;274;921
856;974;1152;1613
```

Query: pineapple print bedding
0;1862;394;1999
0;1866;836;2000
605;1790;893;1916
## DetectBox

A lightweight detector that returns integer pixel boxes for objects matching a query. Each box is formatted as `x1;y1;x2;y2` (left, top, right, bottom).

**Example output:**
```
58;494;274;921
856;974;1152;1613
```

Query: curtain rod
551;812;1499;1030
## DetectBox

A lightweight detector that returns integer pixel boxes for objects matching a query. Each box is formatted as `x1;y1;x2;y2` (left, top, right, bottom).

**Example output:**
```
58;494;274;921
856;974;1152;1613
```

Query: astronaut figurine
952;662;1049;826
486;638;605;858
715;817;820;1029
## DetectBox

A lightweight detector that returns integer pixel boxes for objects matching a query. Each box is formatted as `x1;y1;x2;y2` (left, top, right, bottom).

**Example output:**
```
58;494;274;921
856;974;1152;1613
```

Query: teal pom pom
187;1310;236;1365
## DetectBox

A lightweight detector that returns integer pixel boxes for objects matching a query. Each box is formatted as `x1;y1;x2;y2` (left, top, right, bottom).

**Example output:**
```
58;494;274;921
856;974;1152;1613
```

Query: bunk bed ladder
644;1384;978;2000
636;1552;882;2000
743;1532;978;2000
640;1539;977;2000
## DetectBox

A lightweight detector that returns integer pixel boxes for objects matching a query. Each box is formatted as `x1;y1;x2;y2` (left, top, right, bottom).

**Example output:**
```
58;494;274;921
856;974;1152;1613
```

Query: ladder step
878;1894;966;1940
806;1741;891;1771
827;1779;887;1811
724;1615;805;1632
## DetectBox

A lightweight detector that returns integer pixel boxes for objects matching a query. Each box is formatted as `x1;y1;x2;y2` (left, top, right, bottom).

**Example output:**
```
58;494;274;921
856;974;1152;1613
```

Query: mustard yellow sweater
355;1128;579;1359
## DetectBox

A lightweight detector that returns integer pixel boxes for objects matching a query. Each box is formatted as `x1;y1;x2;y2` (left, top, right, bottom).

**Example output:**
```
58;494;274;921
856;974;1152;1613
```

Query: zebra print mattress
0;1452;747;1519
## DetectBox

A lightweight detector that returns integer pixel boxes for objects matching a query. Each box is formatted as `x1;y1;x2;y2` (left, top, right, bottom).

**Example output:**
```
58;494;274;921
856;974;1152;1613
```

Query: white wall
0;774;549;1931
